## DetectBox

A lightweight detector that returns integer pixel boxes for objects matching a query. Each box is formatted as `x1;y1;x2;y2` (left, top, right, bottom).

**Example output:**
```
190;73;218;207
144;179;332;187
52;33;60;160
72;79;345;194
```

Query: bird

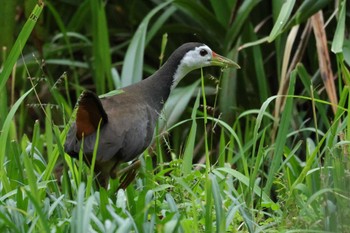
64;42;240;188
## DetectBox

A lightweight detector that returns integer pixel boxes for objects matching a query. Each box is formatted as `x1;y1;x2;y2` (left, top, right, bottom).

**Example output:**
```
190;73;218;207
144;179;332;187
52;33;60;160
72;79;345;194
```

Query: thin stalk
201;68;214;232
201;69;210;172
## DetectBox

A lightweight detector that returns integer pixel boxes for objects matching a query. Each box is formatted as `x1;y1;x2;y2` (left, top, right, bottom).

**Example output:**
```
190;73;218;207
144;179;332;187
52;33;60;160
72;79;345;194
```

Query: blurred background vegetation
0;0;349;232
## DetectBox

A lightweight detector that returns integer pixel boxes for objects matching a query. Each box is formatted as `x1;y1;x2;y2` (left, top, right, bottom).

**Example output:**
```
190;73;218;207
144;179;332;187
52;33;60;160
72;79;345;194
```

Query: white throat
171;64;192;89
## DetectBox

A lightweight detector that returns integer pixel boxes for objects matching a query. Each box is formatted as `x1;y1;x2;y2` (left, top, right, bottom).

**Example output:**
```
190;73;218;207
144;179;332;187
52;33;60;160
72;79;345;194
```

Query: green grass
0;0;349;232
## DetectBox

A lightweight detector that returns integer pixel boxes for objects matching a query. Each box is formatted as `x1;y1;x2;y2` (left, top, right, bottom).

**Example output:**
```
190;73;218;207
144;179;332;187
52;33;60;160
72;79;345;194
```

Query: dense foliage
0;0;349;232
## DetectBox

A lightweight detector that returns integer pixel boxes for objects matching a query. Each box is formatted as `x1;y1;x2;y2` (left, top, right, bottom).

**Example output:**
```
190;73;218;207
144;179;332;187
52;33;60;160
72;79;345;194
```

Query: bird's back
64;86;160;165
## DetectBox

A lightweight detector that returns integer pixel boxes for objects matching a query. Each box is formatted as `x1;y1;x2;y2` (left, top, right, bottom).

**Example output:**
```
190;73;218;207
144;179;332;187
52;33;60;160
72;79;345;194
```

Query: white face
181;45;213;70
172;45;213;88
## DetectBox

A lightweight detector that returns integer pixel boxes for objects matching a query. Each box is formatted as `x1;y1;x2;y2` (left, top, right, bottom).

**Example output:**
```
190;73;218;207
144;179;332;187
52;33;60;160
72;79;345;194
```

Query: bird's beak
211;52;240;69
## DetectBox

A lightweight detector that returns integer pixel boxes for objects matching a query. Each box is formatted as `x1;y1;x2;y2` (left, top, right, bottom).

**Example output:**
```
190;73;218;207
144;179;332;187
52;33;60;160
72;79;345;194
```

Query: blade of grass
90;0;113;93
245;22;270;105
0;2;43;92
0;0;16;61
210;173;225;232
121;1;172;87
45;1;81;97
24;189;50;232
10;141;25;184
201;67;216;232
224;0;261;50
0;87;34;193
216;167;278;210
165;193;180;218
331;0;346;53
67;0;90;32
268;0;295;42
174;0;225;37
287;0;330;27
273;25;299;138
146;6;176;45
265;70;296;192
218;130;226;168
182;90;200;175
45;106;54;157
158;33;168;67
201;69;210;172
205;173;213;232
71;183;85;233
86;119;103;197
248;128;267;207
297;63;330;128
209;0;232;26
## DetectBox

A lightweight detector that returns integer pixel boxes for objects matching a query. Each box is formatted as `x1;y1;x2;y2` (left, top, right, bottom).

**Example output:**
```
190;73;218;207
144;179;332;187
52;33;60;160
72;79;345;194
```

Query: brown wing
75;91;108;139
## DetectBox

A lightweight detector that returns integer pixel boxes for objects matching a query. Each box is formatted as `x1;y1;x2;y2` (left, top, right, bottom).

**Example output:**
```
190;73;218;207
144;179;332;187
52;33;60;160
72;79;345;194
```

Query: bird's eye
200;49;208;56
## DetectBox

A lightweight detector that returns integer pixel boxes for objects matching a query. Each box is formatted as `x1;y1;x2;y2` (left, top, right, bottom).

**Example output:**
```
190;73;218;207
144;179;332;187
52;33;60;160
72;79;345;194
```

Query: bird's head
170;42;240;88
180;44;240;70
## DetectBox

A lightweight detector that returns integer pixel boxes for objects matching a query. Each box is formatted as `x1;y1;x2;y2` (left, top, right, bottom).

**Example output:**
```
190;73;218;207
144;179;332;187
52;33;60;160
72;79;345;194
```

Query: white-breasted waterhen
64;42;240;188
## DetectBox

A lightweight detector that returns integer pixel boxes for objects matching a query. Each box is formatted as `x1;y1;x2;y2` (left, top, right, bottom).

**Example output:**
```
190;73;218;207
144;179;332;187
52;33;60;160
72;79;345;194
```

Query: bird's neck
140;65;175;111
140;57;189;112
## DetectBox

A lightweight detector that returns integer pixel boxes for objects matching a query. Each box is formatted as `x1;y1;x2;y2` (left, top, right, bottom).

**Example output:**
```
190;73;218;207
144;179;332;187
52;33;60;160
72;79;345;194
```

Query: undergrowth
0;0;349;232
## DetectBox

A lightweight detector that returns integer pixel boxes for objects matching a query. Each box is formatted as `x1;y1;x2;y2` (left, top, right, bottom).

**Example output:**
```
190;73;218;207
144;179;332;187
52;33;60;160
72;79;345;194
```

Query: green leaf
0;87;34;193
288;0;330;27
216;167;275;205
209;0;231;26
265;70;297;192
174;0;225;36
224;0;260;50
99;89;125;98
343;39;350;66
181;90;200;175
24;189;51;232
331;0;346;53
121;1;172;87
210;173;225;232
268;0;295;42
90;0;113;93
0;2;43;91
0;0;17;57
